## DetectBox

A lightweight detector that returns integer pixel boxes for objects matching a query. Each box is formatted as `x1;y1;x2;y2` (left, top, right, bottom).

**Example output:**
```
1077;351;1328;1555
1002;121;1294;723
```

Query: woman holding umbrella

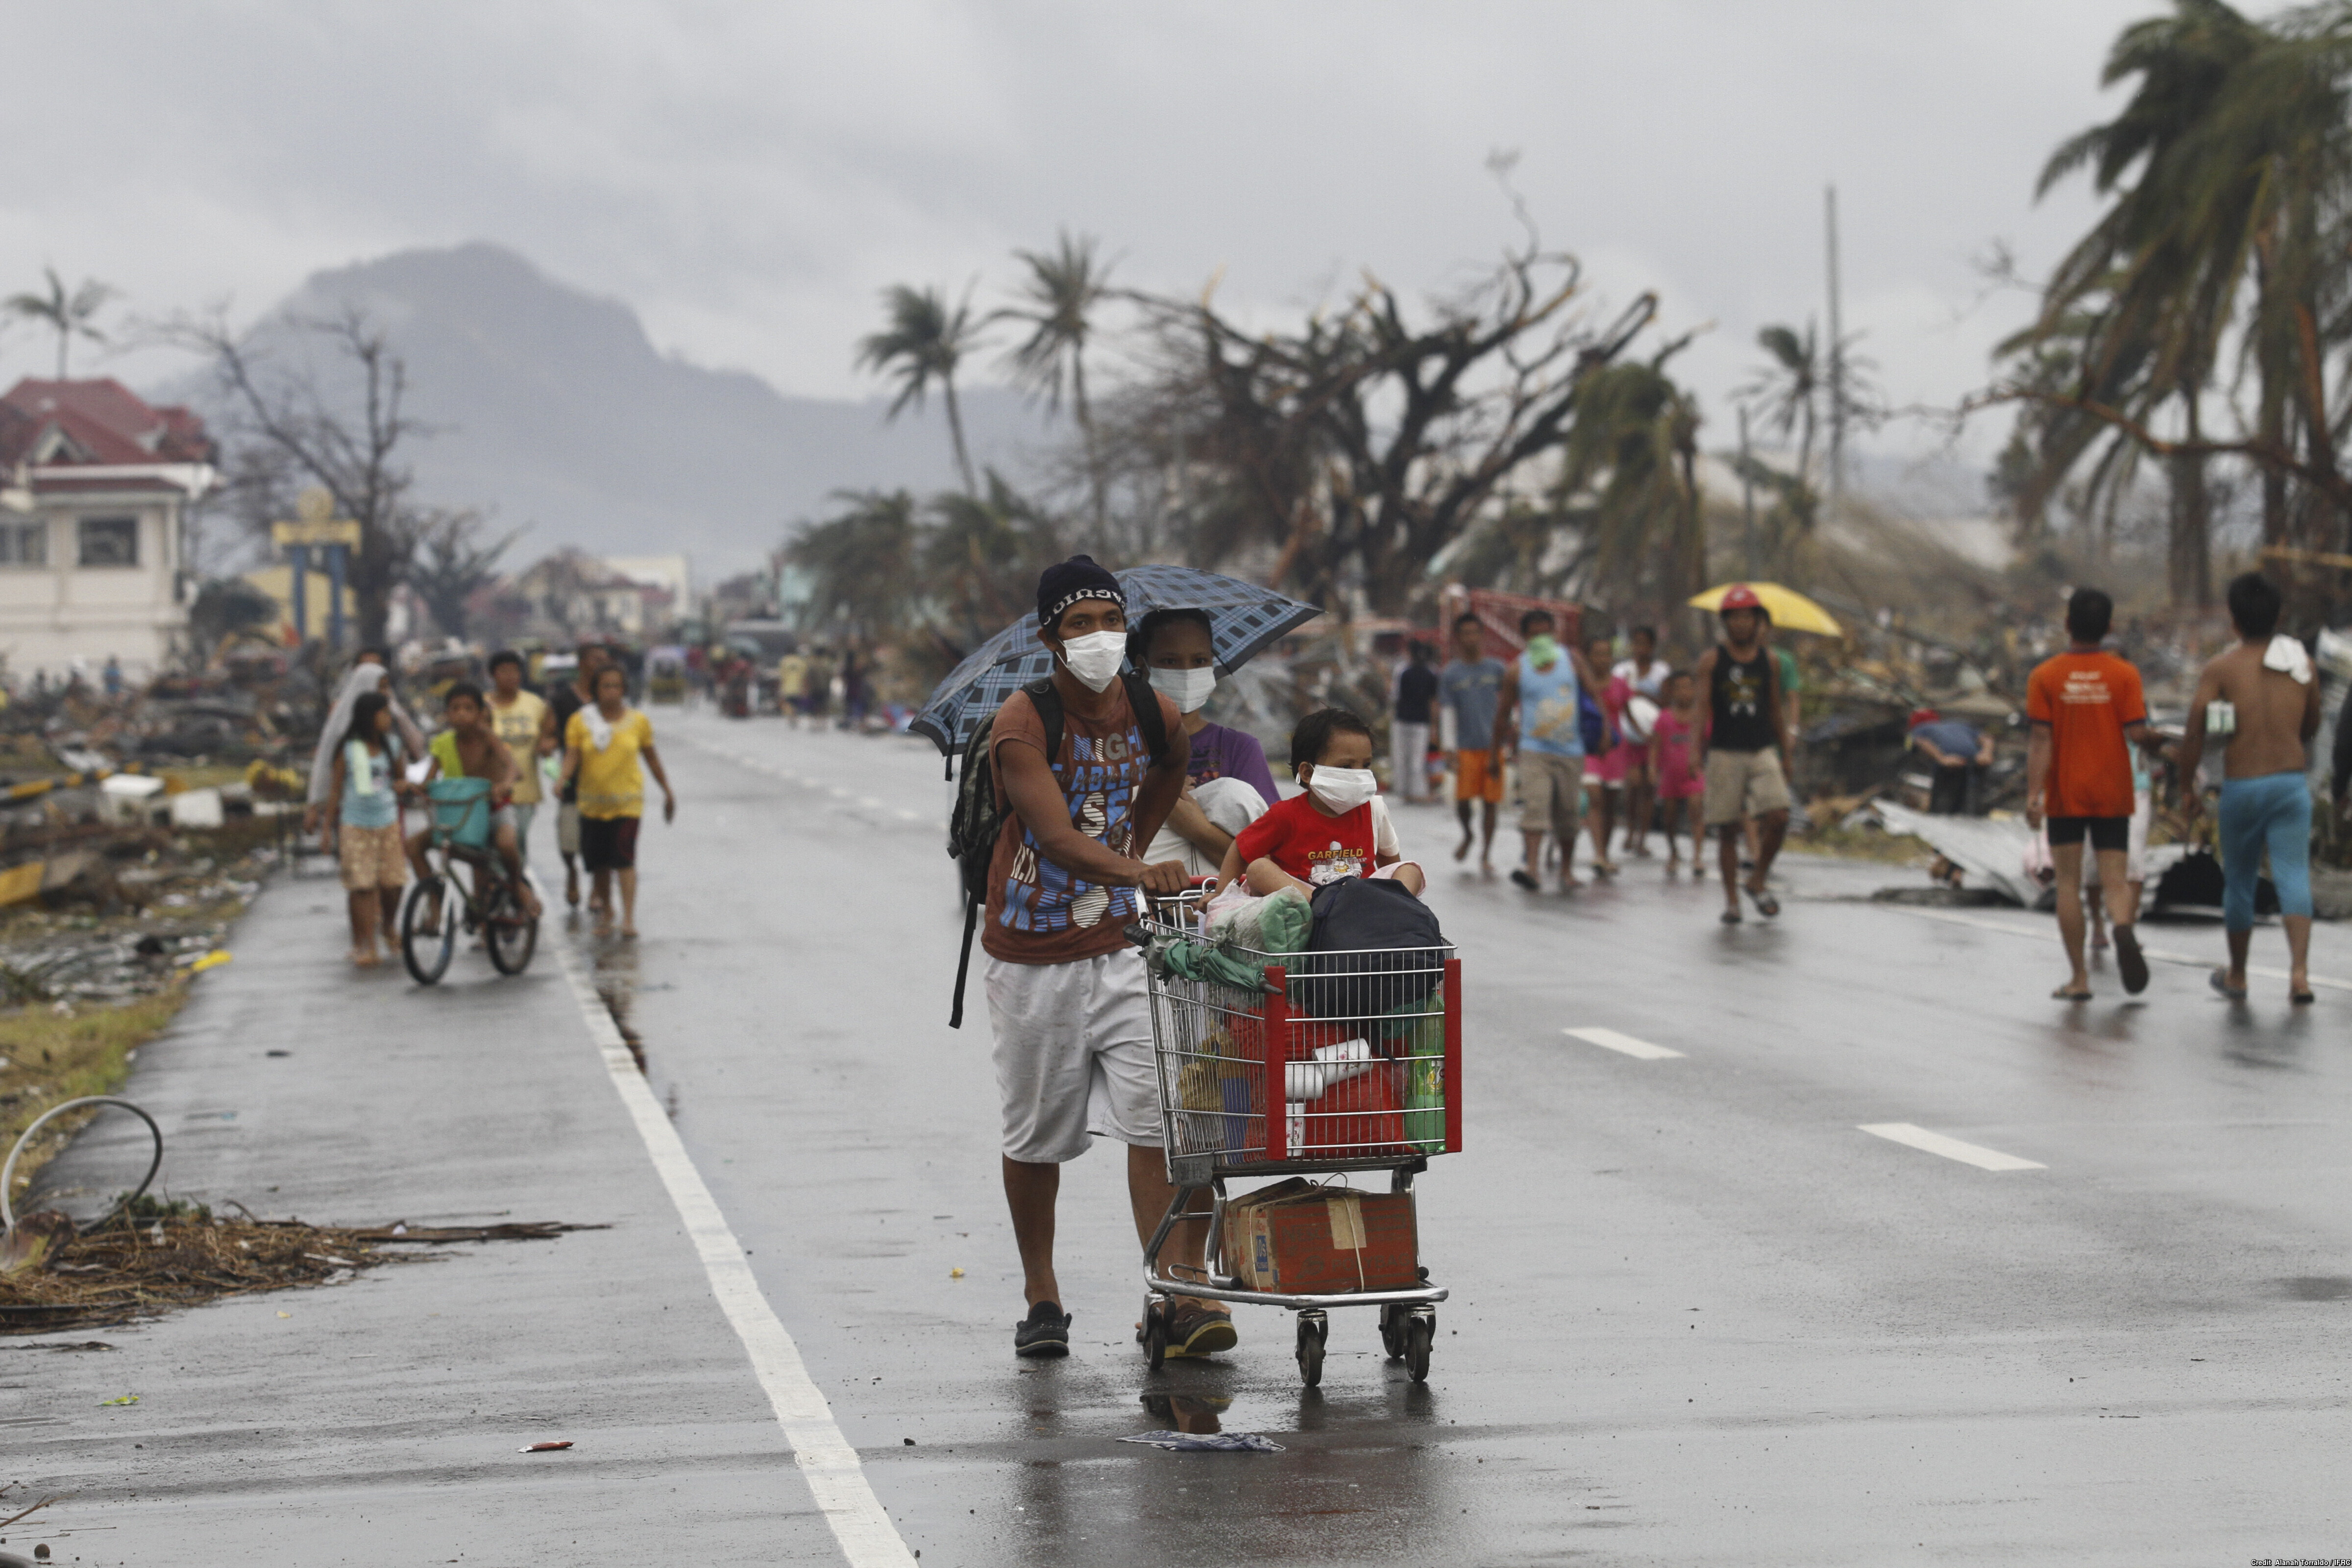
1131;607;1281;877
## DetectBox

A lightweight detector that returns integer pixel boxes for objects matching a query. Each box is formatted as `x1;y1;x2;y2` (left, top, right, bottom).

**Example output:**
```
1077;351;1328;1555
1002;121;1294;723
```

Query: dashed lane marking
1858;1122;2046;1172
1889;905;2352;992
553;943;916;1567
1564;1027;1685;1060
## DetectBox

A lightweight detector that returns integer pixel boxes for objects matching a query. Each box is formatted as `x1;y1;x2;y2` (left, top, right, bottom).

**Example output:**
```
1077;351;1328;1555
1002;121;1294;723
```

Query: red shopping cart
1133;889;1459;1385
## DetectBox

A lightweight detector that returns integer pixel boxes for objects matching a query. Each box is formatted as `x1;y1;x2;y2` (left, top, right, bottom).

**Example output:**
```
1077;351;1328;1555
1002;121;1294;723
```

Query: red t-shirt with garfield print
1234;792;1376;888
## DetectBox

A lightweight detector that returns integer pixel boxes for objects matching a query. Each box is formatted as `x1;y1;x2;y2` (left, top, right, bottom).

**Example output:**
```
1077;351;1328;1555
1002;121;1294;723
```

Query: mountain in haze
170;243;1044;581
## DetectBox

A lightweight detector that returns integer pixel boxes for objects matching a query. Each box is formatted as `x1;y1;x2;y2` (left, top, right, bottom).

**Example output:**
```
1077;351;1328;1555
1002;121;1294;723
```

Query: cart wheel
1404;1314;1433;1383
1378;1304;1407;1360
1144;1299;1167;1372
1295;1312;1326;1388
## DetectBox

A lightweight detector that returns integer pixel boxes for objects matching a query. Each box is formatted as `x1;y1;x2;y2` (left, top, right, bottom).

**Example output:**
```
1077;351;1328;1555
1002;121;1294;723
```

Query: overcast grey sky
2;1;2160;472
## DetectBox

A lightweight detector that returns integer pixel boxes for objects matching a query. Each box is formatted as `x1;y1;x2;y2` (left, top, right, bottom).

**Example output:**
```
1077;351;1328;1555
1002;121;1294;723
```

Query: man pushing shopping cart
937;555;1457;1381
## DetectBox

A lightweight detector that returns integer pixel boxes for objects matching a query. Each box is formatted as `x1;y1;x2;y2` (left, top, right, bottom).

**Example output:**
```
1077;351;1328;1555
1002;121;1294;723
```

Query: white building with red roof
0;378;218;679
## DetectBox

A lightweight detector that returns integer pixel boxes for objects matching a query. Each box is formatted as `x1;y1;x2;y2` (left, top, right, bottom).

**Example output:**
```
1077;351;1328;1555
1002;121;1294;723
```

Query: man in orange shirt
2026;588;2155;1001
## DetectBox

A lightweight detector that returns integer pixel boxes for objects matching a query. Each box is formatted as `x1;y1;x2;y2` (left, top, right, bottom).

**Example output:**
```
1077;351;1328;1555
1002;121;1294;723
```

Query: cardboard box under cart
1222;1177;1420;1294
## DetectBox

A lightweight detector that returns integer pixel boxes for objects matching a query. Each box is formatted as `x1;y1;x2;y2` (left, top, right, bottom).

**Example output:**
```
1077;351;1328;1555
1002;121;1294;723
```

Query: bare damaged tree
1127;248;1658;614
163;305;427;647
408;509;524;640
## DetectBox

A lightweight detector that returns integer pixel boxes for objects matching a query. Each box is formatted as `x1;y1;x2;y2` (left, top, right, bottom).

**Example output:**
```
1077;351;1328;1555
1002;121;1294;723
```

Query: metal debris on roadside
520;1441;574;1452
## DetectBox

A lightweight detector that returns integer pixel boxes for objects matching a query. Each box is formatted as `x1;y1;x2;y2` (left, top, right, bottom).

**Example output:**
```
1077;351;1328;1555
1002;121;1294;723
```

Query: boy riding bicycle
407;682;543;919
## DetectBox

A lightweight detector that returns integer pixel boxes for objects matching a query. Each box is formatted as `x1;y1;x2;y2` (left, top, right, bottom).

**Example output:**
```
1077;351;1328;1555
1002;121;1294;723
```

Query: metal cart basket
1133;897;1459;1385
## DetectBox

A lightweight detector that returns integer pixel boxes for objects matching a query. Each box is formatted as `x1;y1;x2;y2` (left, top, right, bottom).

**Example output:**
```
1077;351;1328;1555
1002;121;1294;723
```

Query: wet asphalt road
603;710;2351;1565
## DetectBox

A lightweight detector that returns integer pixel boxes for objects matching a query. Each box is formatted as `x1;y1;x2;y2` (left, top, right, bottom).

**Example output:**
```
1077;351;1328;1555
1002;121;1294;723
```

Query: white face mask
1056;629;1127;692
1304;766;1378;815
1148;666;1217;713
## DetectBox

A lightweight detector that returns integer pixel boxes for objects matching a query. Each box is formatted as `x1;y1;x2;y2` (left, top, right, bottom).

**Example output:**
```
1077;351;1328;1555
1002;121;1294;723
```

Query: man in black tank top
1688;587;1793;924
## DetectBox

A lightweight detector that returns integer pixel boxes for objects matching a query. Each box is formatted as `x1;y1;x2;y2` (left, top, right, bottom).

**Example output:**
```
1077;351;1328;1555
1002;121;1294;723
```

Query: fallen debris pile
0;1206;607;1332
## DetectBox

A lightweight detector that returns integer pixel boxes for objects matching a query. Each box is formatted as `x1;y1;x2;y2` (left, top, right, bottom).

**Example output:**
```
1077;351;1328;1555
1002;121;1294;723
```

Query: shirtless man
2173;572;2323;1004
410;682;542;918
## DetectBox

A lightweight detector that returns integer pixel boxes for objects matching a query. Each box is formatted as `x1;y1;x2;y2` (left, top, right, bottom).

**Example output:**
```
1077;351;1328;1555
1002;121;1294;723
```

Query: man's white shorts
986;950;1162;1163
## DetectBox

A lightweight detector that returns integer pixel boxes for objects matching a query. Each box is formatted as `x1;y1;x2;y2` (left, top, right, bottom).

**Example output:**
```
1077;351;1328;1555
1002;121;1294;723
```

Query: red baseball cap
1909;708;1939;729
1719;584;1764;612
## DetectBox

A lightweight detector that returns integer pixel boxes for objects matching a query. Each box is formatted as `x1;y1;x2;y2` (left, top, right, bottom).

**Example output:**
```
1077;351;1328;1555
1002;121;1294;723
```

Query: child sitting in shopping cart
1218;707;1427;900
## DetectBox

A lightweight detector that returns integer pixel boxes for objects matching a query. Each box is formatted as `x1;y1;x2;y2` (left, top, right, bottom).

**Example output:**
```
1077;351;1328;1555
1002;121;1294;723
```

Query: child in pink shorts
1649;670;1704;866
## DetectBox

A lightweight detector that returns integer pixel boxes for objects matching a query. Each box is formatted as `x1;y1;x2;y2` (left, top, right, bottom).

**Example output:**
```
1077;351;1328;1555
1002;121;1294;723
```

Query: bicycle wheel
401;875;456;985
485;878;539;976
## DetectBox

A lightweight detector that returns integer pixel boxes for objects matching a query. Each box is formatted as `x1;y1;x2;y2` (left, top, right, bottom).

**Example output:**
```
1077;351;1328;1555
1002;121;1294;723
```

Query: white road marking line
553;942;915;1567
1889;905;2352;992
1858;1122;2046;1172
1563;1027;1685;1060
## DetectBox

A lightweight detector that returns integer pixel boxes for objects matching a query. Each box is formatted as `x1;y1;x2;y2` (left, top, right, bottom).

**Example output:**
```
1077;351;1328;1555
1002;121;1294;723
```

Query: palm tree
1556;350;1706;608
857;285;982;492
1740;323;1821;525
2032;0;2269;605
923;474;1063;647
997;233;1114;527
787;489;923;640
6;268;117;378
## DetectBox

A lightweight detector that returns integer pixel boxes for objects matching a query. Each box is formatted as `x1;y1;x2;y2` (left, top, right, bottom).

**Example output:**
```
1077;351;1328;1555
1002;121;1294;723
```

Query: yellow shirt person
565;706;656;819
490;688;548;805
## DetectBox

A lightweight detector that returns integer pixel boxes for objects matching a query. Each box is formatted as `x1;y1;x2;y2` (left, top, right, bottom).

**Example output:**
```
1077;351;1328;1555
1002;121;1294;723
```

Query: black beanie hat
1036;554;1124;631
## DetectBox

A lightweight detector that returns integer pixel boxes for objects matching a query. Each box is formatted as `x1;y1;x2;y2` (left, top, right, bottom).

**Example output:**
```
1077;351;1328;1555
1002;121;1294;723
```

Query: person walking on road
1612;625;1668;855
2024;587;2154;1001
979;556;1207;1360
322;691;410;968
777;648;810;729
557;662;676;939
1690;586;1793;924
1494;609;1604;892
1650;669;1703;867
1132;607;1277;878
305;648;424;838
1580;631;1630;876
487;651;550;858
1441;613;1507;869
1391;640;1439;804
546;643;606;913
2173;572;2323;1004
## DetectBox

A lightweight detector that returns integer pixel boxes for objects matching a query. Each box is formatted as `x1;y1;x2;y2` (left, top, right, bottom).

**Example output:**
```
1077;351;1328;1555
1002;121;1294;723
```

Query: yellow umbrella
1687;581;1843;637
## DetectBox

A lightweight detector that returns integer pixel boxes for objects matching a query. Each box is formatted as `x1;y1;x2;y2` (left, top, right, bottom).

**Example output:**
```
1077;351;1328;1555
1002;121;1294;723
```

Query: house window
76;516;139;568
0;520;45;566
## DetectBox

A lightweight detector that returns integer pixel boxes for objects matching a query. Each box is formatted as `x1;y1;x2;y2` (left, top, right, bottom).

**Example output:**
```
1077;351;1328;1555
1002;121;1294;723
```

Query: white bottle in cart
1282;1039;1375;1101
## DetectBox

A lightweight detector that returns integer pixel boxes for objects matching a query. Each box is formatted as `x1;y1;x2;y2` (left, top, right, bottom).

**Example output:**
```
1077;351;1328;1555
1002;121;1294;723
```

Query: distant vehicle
723;619;799;660
646;645;688;705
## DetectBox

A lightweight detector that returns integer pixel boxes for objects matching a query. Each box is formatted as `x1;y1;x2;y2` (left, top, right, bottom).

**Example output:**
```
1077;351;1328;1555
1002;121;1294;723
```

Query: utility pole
1738;404;1759;578
1824;183;1846;538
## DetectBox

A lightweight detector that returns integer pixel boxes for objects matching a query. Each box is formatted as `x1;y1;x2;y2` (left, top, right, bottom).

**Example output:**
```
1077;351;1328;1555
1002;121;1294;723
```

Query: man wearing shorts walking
1441;613;1507;868
984;556;1207;1359
1495;608;1605;892
1690;586;1793;924
2173;572;2324;1004
2025;587;2153;1001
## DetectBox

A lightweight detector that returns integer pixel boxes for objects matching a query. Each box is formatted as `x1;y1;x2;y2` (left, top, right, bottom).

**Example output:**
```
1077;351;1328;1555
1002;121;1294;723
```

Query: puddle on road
571;926;648;1074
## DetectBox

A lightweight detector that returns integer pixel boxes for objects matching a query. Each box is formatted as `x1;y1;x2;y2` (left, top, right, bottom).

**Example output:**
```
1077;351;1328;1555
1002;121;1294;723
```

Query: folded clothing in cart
1223;1177;1420;1295
1147;885;1313;992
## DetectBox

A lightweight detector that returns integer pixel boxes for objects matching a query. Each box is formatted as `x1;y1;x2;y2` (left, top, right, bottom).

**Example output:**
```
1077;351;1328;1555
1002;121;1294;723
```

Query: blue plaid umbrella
909;564;1322;760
